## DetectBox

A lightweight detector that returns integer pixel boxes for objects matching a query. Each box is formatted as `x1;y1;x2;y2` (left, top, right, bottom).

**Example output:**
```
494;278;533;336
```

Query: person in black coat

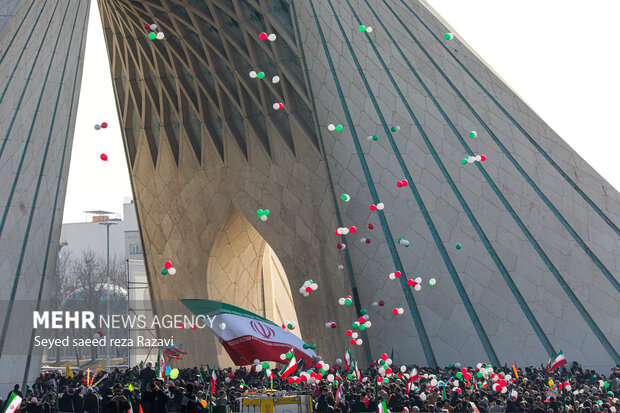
151;380;170;413
101;384;131;413
82;388;99;413
139;364;157;395
58;386;82;413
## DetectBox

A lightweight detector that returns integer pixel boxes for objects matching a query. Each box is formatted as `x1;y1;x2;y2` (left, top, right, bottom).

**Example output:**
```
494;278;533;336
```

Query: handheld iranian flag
279;351;297;379
344;348;352;371
335;382;343;404
406;367;418;395
546;350;567;372
156;347;166;379
210;367;217;394
378;400;389;413
352;360;361;382
4;393;21;413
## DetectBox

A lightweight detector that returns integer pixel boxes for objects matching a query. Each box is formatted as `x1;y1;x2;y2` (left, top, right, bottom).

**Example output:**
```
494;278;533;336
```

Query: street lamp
99;219;119;373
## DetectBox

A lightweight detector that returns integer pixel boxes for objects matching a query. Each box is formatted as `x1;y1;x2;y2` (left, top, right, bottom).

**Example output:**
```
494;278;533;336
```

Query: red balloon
392;308;398;315
365;238;371;244
397;181;403;188
178;323;184;328
228;373;235;379
381;353;388;360
346;330;353;336
359;317;365;324
100;153;108;161
407;279;415;286
190;324;197;330
499;379;507;387
370;204;377;211
164;260;172;269
316;374;323;380
480;155;487;162
144;24;150;30
394;271;401;278
310;372;316;378
464;373;471;380
385;368;392;375
498;373;504;379
295;378;302;384
350;339;356;345
101;122;108;128
461;368;467;375
349;226;357;233
97;330;103;337
287;377;294;383
336;243;344;250
456;388;462;394
305;286;312;293
259;32;268;40
368;223;374;229
330;322;337;328
335;229;340;236
402;180;408;186
378;301;385;307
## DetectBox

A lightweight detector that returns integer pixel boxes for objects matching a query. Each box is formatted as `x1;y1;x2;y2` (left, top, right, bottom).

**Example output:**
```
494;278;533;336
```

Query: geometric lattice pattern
99;0;319;166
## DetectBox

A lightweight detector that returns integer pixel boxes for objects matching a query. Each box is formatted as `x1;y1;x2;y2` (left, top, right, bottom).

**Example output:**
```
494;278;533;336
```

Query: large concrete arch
97;0;620;370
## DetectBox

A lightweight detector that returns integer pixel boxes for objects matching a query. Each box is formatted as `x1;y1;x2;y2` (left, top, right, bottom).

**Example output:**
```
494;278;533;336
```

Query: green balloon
359;324;366;331
469;131;477;138
262;362;269;369
358;26;366;32
372;135;379;141
257;209;263;216
604;381;610;388
361;308;367;315
390;127;397;132
382;378;389;383
444;33;452;40
335;125;343;132
352;322;358;329
303;343;309;349
456;372;463;379
320;368;326;374
347;374;354;379
341;194;349;201
286;352;292;358
461;158;468;165
257;72;265;79
456;243;462;250
161;268;168;275
287;323;294;329
476;372;483;378
379;359;385;366
310;344;316;350
345;298;352;306
148;32;157;40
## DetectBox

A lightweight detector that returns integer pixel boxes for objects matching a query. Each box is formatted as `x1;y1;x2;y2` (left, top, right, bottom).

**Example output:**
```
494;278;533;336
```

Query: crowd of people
2;361;619;413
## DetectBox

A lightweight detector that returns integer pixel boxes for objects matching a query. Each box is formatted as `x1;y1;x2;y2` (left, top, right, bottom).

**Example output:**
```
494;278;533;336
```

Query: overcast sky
62;0;620;223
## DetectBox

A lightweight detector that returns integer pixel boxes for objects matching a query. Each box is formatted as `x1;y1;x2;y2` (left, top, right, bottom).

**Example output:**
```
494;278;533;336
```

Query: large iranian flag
181;299;316;368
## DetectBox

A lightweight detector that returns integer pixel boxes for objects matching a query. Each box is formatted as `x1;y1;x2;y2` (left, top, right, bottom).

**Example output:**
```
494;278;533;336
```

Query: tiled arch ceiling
99;0;320;167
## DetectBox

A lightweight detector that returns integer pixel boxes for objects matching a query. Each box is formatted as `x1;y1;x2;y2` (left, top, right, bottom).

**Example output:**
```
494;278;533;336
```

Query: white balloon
225;377;231;383
327;374;334;382
372;301;378;306
168;267;176;275
338;265;344;270
505;374;512;380
376;202;384;210
256;365;263;372
386;358;392;365
430;379;438;386
254;359;260;365
352;332;358;339
475;155;482;162
420;393;427;401
273;103;281;110
336;358;343;364
338;298;345;305
364;321;371;328
415;277;422;284
565;385;572;392
302;292;309;297
150;23;157;31
398;308;405;314
156;32;164;40
323;364;330;370
367;136;373;141
501;387;507;394
260;215;268;222
249;71;257;78
467;157;475;164
268;33;276;41
378;368;385;376
429;278;436;286
360;238;367;243
311;283;318;290
414;284;421;291
342;228;349;235
400;366;407;372
366;27;373;33
218;323;226;330
389;274;395;280
328;124;335;131
476;363;482;369
309;377;316;383
272;76;280;83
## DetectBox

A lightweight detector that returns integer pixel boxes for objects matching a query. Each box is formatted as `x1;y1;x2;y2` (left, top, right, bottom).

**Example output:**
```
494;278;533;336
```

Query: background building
98;0;620;371
0;0;90;394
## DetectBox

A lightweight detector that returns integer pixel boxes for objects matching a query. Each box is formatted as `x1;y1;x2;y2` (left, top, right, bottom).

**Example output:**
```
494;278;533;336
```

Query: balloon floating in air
360;237;371;244
456;243;462;250
168;268;176;275
396;179;409;188
268;34;277;41
325;321;337;329
299;279;318;297
428;278;437;287
398;238;410;247
100;153;108;161
391;126;400;132
461;155;486;165
272;76;280;83
281;320;296;333
259;32;268;40
444;33;454;40
94;124;101;130
369;202;384;211
469;131;477;139
257;209;270;222
338;264;344;270
392;307;405;315
388;271;402;280
150;23;157;31
273;102;283;110
156;32;165;40
148;32;157;40
341;193;351;202
337;243;346;250
367;135;379;141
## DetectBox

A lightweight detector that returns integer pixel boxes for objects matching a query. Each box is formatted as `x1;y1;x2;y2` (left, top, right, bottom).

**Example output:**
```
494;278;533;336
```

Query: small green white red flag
546;350;567;372
4;393;22;413
280;352;297;379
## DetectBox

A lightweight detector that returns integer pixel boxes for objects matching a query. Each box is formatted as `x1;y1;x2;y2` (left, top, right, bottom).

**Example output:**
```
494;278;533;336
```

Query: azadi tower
1;0;619;392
